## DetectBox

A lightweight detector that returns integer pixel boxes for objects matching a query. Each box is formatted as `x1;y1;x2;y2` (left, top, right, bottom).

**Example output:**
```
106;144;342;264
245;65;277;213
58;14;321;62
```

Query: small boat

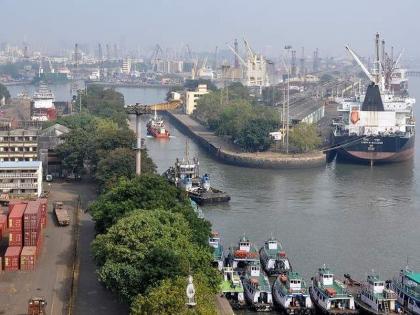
309;265;358;315
345;273;400;315
146;110;170;138
163;148;230;205
220;266;246;309
227;236;260;270
209;231;224;271
392;268;420;315
272;271;313;315
242;262;273;312
259;238;292;276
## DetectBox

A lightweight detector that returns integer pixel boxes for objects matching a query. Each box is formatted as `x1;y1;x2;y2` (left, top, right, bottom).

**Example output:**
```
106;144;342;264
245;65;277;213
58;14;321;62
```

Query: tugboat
345;273;400;315
220;266;246;309
272;271;313;315
309;266;357;314
208;231;224;271
392;268;420;315
259;238;292;276
163;144;230;205
146;109;170;138
242;262;273;311
227;236;260;270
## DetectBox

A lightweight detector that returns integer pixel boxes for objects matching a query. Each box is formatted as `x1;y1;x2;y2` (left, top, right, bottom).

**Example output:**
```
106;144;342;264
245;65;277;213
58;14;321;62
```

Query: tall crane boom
345;45;375;83
226;44;248;68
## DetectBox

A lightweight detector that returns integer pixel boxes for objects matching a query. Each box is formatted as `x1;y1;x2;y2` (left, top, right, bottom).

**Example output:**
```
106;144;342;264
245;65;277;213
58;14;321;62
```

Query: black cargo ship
331;84;415;165
330;34;415;165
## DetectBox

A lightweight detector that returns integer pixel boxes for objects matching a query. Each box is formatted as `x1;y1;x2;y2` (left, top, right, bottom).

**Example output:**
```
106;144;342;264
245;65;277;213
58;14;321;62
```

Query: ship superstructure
30;83;57;121
331;33;415;165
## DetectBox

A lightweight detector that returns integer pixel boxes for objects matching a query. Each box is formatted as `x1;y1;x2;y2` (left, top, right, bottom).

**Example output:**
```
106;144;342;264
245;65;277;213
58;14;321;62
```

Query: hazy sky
1;0;419;58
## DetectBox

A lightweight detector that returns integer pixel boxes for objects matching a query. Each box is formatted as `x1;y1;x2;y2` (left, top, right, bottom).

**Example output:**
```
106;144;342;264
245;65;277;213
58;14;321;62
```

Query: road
0;180;128;315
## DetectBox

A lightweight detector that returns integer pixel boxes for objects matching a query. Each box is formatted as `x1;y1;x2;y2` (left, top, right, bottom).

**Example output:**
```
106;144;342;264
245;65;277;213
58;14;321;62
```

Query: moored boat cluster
210;234;420;314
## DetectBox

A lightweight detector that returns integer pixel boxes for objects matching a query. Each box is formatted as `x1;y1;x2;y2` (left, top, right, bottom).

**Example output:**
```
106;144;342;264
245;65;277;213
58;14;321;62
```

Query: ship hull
332;134;415;164
147;126;170;139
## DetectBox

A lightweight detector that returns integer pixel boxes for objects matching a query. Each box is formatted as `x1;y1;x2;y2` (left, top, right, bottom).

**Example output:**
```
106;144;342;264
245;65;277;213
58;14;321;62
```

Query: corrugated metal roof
0;161;41;169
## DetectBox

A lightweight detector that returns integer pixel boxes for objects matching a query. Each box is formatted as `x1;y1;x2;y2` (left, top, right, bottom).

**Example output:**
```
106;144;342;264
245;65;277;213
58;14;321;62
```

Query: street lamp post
125;104;152;176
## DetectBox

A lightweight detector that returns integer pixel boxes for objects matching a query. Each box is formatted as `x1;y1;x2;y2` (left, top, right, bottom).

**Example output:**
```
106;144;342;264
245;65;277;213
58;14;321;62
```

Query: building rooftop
0;161;42;169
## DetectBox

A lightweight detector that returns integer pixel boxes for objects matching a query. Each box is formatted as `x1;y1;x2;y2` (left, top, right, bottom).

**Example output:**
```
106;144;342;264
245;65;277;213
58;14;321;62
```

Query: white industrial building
0;161;43;197
185;85;209;115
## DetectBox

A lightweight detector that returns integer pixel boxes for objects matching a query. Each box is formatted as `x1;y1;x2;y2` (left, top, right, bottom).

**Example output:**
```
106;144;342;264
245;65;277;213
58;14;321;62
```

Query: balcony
0;182;39;189
0;173;38;178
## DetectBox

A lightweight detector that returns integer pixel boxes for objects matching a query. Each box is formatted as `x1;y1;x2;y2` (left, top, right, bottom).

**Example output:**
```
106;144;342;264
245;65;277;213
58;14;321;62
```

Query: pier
165;111;326;169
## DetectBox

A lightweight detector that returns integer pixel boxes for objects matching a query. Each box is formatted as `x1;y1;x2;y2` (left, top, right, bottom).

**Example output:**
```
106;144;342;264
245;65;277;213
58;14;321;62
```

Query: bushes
289;123;321;153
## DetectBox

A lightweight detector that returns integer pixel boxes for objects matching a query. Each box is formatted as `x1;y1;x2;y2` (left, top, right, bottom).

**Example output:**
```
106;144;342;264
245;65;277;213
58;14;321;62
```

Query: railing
0;183;38;189
0;173;38;178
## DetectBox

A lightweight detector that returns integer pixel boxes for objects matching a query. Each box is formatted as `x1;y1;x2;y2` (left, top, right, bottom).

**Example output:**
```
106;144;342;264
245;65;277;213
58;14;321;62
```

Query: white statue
186;275;196;307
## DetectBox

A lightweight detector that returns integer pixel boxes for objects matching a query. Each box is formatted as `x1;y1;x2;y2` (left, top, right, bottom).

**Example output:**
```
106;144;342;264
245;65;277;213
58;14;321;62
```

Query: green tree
92;209;218;303
216;99;253;139
78;85;127;126
89;174;211;247
289;122;322;153
131;274;217;315
0;83;10;101
95;147;156;190
237;117;278;152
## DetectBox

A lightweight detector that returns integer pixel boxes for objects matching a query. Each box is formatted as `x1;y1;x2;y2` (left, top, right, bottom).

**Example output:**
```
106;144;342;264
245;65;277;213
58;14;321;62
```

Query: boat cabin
209;232;220;248
319;267;334;286
288;272;303;291
266;239;279;250
250;264;261;277
239;238;251;252
367;274;385;294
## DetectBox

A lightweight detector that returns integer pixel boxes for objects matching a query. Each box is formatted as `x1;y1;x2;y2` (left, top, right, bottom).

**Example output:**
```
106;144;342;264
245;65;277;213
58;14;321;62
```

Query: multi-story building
122;58;131;74
0;129;38;162
185;84;209;115
0;161;43;197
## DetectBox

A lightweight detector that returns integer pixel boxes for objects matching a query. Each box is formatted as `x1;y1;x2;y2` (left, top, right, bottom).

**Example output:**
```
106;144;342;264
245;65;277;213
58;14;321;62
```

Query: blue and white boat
273;271;313;315
392;268;420;315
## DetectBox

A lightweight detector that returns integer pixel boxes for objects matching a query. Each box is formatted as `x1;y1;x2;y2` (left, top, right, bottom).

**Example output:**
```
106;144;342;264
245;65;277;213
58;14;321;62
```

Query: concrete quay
166;111;326;169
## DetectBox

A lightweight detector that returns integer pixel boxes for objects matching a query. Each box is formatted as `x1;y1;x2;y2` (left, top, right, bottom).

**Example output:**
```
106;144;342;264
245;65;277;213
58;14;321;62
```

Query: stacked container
0;214;7;239
8;204;26;247
20;246;37;271
23;201;41;247
39;198;48;229
4;246;21;271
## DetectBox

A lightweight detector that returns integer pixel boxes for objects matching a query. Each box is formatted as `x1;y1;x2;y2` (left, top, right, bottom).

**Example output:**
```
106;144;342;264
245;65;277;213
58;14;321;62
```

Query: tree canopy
193;82;280;152
130;274;217;315
89;174;210;245
289;122;322;153
92;209;219;306
77;85;128;126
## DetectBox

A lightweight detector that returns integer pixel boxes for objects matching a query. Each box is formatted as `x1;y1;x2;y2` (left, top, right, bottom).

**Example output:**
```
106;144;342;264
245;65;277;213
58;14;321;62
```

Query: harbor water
9;81;420;310
140;80;420;284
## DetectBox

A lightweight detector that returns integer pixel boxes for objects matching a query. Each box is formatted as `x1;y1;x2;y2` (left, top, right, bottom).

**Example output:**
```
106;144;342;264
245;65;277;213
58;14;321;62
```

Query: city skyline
1;0;419;58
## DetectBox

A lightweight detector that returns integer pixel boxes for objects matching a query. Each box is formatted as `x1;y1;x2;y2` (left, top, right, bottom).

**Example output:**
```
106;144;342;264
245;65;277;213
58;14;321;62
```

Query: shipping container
0;214;7;234
8;204;26;230
4;246;21;271
24;226;41;246
40;215;47;229
7;200;28;214
20;246;37;271
9;230;23;247
23;201;41;231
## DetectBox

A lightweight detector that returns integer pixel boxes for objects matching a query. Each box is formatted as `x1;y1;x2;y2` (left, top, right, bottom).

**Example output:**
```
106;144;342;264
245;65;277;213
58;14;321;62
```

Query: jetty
165;111;326;169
